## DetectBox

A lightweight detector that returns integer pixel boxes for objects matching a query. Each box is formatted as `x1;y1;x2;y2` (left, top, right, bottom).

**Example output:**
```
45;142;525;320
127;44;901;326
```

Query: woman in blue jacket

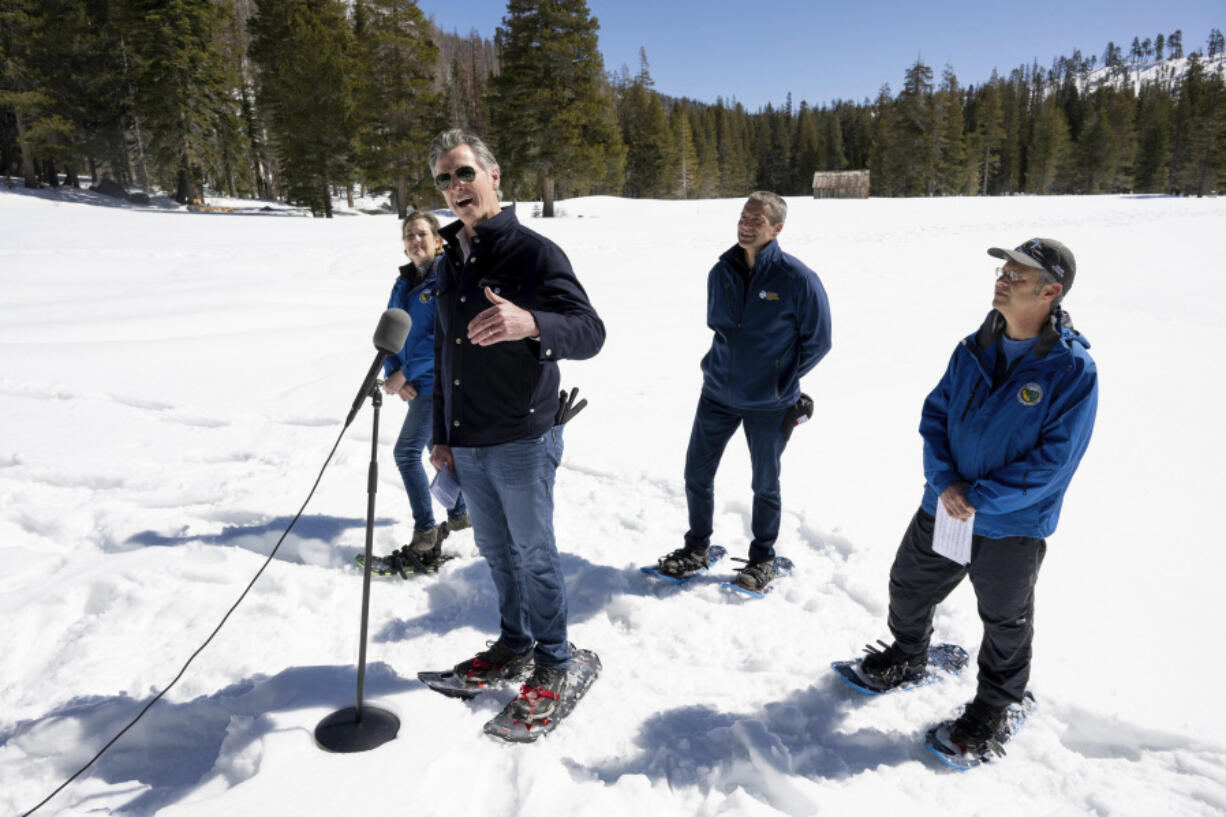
380;212;467;568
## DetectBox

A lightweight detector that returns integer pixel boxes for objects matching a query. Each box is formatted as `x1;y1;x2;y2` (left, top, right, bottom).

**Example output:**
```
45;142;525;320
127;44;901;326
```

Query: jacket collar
398;254;438;287
973;308;1077;360
440;206;519;251
719;239;781;275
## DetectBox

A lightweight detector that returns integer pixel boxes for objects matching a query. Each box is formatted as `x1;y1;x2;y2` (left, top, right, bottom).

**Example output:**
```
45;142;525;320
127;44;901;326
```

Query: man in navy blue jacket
859;238;1097;759
426;129;605;721
655;192;831;592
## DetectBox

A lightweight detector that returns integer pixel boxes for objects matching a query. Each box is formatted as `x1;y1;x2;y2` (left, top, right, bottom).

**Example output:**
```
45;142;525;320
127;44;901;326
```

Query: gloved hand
780;393;814;442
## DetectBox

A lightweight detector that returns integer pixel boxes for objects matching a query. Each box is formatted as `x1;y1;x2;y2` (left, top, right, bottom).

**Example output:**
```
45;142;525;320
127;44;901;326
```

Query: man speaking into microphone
426;129;605;719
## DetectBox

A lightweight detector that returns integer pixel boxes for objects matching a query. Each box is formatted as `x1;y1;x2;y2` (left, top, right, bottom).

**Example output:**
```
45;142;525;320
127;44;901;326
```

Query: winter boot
510;664;569;723
948;698;1009;757
453;640;535;684
733;559;776;592
859;640;927;689
655;547;711;579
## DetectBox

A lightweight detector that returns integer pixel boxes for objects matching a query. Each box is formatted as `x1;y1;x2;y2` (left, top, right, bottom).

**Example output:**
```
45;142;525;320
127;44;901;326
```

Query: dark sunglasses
434;165;478;191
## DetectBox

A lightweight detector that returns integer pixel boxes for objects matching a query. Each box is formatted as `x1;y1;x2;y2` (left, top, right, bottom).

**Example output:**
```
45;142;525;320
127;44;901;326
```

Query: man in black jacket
427;129;605;719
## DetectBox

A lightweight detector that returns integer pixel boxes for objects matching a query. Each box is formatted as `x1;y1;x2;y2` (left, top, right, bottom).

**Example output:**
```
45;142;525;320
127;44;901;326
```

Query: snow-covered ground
1;186;1224;816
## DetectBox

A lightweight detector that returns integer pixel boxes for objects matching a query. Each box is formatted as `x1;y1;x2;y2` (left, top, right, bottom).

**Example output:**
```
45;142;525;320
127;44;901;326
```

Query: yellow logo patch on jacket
1017;382;1044;406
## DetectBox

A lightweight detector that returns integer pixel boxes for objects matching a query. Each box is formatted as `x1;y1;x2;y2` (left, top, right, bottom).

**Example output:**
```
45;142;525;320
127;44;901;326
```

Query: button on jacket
432;208;605;447
919;310;1098;538
699;239;832;411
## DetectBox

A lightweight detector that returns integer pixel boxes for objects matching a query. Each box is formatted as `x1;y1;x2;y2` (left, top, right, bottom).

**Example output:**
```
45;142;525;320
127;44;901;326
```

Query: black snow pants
887;509;1046;708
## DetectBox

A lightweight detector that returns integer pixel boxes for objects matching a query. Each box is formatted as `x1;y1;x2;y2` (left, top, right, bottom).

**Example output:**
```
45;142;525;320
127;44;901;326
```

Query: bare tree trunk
130;115;150;192
119;38;150;193
13;109;38;188
542;175;555;218
346;184;354;209
394;177;408;217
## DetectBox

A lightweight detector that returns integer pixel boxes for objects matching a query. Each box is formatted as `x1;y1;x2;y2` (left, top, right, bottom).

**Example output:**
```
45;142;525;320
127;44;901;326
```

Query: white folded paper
933;502;974;566
430;467;461;509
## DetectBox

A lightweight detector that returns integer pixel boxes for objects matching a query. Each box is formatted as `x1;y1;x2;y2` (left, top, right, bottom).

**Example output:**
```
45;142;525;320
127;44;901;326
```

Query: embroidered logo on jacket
1017;382;1044;406
419;291;431;303
758;290;780;301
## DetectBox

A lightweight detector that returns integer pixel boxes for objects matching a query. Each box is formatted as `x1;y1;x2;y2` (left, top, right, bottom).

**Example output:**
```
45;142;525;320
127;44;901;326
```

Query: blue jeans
684;394;790;563
393;395;465;532
452;428;569;667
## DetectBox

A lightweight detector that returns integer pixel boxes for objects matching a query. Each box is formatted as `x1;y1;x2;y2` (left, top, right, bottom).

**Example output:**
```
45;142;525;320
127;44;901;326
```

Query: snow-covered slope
1;187;1224;816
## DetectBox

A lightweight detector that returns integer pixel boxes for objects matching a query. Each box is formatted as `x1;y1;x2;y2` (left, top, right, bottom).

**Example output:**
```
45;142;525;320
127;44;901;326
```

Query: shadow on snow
3;663;418;816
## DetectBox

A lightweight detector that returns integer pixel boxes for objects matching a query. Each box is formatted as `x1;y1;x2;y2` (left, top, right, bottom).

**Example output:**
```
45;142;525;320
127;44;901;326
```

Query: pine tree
933;66;968;195
1171;54;1226;196
1074;87;1135;193
713;99;751;196
669;101;699;198
996;68;1029;194
128;0;243;204
792;102;820;194
969;73;1005;194
821;106;850;171
868;84;895;195
1209;29;1225;59
351;0;440;216
1025;95;1072;193
690;105;720;198
1134;80;1173;192
616;49;675;198
249;0;357;216
1170;30;1183;60
892;58;936;195
0;0;106;188
489;0;623;216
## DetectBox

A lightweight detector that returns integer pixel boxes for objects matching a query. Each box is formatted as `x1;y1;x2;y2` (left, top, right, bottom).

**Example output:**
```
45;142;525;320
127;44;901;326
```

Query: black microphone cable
20;421;351;817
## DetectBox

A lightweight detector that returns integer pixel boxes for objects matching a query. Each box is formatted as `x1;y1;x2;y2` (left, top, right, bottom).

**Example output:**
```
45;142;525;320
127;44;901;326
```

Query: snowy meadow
1;187;1224;816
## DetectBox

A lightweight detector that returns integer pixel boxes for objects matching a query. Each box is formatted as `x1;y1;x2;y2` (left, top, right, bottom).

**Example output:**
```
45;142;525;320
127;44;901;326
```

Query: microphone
345;309;412;427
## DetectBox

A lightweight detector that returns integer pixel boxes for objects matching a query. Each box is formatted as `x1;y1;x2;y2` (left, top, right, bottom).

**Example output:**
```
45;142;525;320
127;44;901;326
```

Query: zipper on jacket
959;380;982;422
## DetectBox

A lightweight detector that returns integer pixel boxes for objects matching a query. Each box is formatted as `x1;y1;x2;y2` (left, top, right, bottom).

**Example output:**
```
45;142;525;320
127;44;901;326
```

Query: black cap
987;238;1076;295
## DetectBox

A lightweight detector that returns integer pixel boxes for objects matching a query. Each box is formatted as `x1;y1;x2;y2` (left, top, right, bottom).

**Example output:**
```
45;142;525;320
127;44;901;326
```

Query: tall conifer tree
249;0;357;216
490;0;623;216
129;0;242;203
352;0;440;216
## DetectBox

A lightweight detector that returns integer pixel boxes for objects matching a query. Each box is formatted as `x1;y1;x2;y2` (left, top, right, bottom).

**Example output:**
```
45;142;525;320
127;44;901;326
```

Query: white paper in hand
933;502;974;566
430;467;461;509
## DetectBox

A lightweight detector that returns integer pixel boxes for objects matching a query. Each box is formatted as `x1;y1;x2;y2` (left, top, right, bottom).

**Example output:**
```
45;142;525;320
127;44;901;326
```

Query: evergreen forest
2;0;1223;216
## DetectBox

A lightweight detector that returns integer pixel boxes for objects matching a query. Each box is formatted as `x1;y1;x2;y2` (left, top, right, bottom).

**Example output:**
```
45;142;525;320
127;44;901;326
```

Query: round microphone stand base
314;705;400;753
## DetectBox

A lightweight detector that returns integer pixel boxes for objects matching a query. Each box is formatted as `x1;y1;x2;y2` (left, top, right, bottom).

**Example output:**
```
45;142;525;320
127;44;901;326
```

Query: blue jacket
383;257;440;396
433;208;605;447
700;240;831;410
920;310;1098;539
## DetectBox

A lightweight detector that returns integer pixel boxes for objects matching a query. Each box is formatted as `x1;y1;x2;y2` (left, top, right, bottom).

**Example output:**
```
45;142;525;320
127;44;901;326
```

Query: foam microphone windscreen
373;308;412;354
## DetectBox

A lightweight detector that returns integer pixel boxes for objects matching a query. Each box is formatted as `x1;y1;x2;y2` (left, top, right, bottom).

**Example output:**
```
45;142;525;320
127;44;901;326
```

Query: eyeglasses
434;165;478;191
995;266;1034;284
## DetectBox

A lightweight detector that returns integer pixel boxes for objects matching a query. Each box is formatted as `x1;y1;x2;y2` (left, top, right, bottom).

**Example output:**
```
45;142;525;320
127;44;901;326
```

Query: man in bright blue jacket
858;237;1097;760
654;192;831;593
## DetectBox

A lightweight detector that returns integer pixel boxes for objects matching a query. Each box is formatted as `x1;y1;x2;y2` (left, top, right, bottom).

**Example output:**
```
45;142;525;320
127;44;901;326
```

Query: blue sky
419;0;1222;109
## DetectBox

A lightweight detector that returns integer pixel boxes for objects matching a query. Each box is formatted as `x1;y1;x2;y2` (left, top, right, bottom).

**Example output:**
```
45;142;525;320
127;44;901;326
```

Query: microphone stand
315;381;400;753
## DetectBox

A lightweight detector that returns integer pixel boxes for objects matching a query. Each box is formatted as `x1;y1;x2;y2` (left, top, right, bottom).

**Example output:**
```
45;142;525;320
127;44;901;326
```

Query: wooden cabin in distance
811;170;870;199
